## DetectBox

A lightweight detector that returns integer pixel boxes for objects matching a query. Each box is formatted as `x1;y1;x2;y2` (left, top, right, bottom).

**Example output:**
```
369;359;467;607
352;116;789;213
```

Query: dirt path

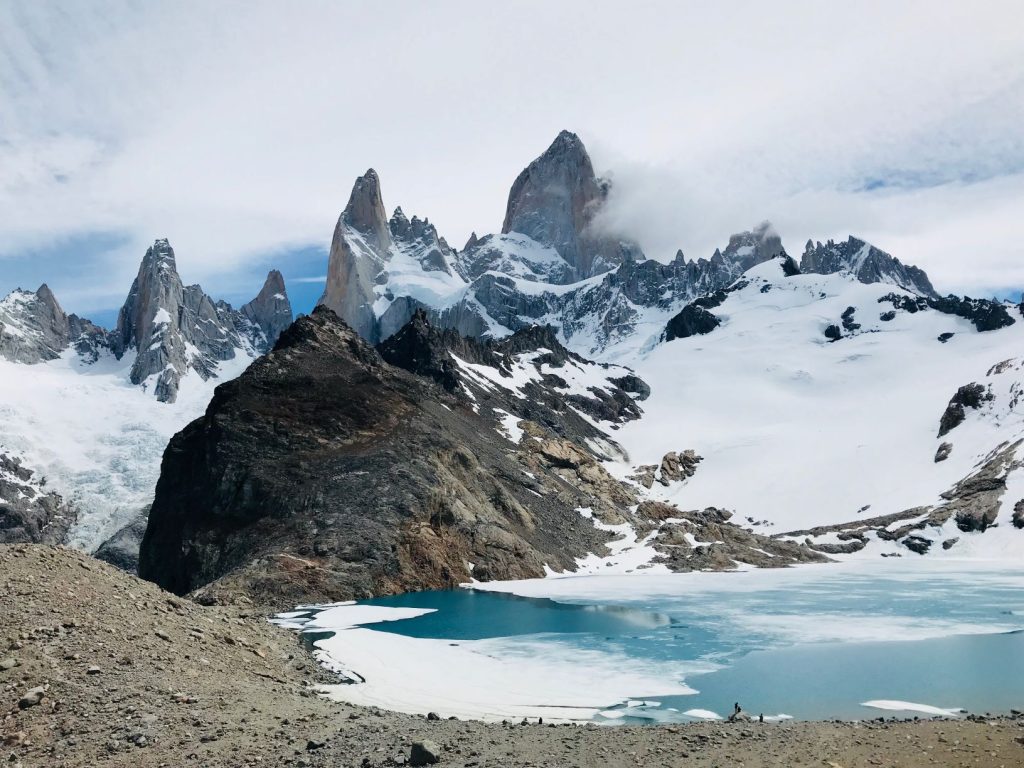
2;545;1022;767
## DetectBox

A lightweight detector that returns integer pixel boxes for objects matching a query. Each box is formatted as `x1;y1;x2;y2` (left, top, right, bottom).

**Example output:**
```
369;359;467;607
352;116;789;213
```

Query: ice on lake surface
275;560;1024;723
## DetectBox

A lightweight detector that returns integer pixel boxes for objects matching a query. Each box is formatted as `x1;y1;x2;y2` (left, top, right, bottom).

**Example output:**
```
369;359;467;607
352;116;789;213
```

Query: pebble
0;657;17;671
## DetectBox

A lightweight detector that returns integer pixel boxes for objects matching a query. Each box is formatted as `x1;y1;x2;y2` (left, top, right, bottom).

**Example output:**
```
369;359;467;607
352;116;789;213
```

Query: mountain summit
501;130;642;279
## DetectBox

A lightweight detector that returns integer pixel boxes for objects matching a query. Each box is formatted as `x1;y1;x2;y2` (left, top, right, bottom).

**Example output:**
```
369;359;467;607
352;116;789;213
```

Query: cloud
0;0;1022;306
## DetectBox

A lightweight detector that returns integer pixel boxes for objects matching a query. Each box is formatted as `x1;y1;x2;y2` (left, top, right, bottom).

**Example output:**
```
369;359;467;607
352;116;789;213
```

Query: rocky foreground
2;545;1022;767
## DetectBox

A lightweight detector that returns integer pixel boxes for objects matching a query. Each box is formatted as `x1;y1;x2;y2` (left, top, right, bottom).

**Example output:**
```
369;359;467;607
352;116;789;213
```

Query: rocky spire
241;270;293;347
342;169;391;252
113;239;260;402
0;283;72;364
319;171;396;344
501;130;643;280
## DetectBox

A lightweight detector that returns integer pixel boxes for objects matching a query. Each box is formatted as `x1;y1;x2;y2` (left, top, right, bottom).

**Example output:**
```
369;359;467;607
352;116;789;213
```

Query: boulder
409;739;441;766
938;383;991;437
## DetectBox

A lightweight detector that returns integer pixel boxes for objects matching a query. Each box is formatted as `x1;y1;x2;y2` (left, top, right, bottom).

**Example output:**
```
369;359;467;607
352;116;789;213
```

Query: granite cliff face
113;239;294;402
500;130;643;280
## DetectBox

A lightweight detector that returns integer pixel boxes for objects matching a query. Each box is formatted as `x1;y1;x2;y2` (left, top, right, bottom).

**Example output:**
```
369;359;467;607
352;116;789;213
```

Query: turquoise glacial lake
342;565;1024;722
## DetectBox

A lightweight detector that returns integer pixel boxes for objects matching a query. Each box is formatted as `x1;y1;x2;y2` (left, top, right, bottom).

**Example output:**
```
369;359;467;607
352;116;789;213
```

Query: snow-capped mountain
0;240;293;550
310;129;1024;563
316;131;944;361
610;257;1024;560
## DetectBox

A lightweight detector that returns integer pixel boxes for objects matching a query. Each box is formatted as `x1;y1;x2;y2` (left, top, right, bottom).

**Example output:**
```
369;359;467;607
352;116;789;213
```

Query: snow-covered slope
0;240;293;550
608;258;1024;557
0;346;253;551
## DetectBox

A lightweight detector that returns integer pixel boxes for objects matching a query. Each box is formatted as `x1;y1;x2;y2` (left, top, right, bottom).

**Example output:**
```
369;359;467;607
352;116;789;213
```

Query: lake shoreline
6;544;1024;768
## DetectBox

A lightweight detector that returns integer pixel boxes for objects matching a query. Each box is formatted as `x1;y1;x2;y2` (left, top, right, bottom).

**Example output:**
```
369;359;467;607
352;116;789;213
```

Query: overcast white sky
1;0;1022;316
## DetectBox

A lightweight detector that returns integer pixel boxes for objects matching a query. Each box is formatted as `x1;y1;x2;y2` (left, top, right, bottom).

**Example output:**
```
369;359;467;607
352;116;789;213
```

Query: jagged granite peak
342;168;391;251
501;130;643;280
463;231;480;251
801;236;938;298
113;239;279;402
389;208;455;275
241;270;293;347
0;283;72;364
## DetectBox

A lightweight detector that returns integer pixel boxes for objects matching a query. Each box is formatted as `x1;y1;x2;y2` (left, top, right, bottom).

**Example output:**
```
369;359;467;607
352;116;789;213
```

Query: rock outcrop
937;383;992;437
802;237;937;297
93;510;149;572
878;292;1016;332
0;453;76;544
664;303;721;342
138;308;624;602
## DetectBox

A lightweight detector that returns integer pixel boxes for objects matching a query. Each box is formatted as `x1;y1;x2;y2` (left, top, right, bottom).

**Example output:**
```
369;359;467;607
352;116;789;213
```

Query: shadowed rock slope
140;308;823;604
138;307;622;603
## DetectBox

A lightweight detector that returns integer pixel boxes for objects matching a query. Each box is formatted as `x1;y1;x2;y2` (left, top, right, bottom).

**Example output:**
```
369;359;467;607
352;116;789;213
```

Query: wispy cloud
0;0;1022;305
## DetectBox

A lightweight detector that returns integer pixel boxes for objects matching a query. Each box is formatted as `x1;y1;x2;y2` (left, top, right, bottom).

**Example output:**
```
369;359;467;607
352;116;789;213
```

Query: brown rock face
137;308;616;604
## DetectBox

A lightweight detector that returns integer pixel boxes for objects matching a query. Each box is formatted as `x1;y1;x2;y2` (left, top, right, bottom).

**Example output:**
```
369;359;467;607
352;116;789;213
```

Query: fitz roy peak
317;130;942;358
499;129;643;279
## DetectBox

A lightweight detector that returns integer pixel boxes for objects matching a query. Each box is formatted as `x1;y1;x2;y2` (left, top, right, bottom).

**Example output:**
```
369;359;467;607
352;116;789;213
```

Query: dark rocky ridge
802;237;937;297
138;307;621;602
878;292;1016;333
139;308;824;604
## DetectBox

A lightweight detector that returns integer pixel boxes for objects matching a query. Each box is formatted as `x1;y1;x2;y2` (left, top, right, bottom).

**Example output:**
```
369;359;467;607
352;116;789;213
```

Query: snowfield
601;260;1024;552
0;349;252;550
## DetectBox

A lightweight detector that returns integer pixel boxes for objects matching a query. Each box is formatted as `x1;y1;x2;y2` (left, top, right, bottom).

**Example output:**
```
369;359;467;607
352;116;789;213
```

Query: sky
1;0;1023;323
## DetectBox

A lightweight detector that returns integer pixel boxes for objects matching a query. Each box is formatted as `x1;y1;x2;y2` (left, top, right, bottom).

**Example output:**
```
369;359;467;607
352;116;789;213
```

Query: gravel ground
2;544;1023;767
